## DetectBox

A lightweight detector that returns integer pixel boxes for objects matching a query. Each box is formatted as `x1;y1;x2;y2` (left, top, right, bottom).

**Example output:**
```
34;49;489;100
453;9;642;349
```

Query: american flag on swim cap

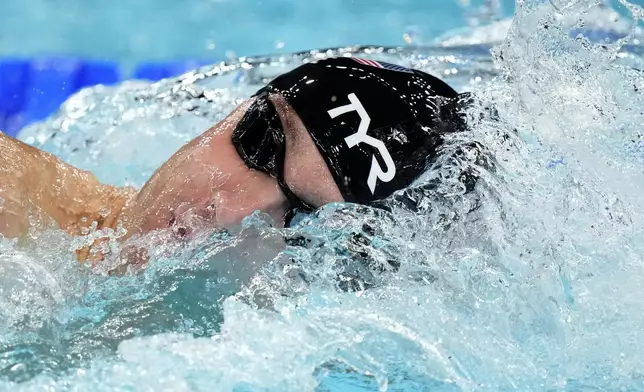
350;57;414;73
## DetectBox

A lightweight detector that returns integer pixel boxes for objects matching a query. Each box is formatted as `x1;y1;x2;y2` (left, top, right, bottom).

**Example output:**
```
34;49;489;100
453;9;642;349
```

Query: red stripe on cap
351;58;383;68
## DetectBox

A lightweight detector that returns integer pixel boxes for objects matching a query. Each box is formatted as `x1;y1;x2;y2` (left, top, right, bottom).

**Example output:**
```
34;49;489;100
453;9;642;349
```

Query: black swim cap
233;56;462;212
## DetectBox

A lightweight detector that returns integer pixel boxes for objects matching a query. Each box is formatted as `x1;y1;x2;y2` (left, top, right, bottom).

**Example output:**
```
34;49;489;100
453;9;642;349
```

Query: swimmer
0;57;470;265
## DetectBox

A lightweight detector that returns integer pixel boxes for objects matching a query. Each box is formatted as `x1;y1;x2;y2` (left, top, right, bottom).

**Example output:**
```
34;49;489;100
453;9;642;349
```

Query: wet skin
0;94;343;265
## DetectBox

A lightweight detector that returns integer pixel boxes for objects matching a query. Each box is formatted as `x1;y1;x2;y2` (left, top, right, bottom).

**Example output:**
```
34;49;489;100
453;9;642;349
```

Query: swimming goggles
231;87;315;224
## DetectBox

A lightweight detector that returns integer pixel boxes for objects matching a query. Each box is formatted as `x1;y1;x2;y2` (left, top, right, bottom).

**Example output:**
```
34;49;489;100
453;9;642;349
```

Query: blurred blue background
0;0;642;136
0;0;516;67
0;0;516;135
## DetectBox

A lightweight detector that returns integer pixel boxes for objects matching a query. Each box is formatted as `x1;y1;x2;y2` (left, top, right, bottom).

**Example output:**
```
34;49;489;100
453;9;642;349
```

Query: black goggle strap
233;90;279;174
271;121;316;226
248;87;316;226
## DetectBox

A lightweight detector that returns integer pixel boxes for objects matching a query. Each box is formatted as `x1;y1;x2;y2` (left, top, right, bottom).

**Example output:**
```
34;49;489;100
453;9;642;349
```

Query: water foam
3;1;644;390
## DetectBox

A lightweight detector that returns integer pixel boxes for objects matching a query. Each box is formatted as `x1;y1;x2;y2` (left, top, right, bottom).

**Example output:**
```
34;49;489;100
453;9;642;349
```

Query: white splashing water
2;1;644;391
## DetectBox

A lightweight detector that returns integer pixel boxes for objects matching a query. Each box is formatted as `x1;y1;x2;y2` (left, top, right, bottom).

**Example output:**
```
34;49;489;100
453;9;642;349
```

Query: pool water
2;0;644;391
0;0;516;67
0;0;519;137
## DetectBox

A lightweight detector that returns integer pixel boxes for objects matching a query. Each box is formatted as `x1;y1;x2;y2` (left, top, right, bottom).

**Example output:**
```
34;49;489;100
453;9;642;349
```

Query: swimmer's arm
0;132;136;239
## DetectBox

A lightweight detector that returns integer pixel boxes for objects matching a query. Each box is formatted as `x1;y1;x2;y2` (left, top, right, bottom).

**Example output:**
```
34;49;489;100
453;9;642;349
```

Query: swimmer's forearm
0;132;136;239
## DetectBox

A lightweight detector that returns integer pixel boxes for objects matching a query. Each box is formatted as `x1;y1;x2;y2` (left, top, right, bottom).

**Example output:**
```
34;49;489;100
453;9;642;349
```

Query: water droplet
100;207;110;218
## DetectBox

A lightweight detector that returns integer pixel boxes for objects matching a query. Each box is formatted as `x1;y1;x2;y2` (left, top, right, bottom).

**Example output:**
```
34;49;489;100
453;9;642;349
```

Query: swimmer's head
233;57;465;212
124;57;466;242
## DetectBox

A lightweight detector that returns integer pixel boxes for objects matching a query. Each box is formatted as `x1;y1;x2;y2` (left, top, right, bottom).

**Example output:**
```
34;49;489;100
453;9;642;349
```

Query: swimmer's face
270;93;345;208
124;103;286;240
123;98;343;240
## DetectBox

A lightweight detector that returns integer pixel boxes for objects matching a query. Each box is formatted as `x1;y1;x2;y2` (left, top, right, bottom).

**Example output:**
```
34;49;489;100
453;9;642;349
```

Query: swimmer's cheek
214;193;265;229
215;189;288;229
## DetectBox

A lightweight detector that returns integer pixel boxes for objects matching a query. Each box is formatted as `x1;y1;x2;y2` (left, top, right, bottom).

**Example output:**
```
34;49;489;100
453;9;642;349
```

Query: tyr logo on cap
327;93;397;194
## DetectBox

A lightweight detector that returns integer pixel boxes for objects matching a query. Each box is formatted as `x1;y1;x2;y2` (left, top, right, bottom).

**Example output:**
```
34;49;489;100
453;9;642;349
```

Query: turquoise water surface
2;0;644;391
0;0;515;65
